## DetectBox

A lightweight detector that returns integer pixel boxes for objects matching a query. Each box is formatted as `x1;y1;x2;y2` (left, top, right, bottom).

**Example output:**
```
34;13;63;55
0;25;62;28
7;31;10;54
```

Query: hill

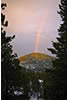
18;53;54;72
18;53;53;62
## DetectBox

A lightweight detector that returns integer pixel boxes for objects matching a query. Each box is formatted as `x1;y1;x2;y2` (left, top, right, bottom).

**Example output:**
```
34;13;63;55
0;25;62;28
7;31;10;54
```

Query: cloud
2;0;61;57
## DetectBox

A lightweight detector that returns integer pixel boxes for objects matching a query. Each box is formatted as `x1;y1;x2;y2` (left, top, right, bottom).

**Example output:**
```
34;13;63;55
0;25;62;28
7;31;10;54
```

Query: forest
1;0;67;100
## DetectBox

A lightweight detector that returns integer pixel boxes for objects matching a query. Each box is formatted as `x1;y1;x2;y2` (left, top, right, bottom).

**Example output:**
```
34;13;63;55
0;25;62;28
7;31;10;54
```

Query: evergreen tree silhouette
1;3;22;100
47;0;67;100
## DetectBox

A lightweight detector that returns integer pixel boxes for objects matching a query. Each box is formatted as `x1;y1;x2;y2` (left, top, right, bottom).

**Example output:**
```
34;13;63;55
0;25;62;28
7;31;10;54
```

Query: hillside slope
18;53;54;72
18;53;54;62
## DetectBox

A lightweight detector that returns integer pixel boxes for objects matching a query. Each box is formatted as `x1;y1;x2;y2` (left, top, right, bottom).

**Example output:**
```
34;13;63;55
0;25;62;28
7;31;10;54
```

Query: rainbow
34;16;45;53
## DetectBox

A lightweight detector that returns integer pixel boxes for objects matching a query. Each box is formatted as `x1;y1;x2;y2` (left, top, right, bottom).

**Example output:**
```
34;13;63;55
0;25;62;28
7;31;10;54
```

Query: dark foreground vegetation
1;0;67;100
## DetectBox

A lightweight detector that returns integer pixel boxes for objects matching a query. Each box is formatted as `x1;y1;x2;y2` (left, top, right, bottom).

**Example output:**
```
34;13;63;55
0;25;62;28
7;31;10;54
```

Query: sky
2;0;61;57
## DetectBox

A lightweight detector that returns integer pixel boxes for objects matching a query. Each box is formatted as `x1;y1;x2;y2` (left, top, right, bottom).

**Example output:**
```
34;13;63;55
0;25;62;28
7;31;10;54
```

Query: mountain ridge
18;53;54;72
18;53;54;62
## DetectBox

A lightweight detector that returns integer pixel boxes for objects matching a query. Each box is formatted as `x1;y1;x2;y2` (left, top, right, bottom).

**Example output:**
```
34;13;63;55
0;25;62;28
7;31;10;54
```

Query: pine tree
48;0;67;69
47;0;67;100
1;3;22;100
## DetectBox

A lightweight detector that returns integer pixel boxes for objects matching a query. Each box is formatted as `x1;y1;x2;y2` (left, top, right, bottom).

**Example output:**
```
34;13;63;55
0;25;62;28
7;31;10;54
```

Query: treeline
1;3;44;100
46;0;67;99
1;0;67;100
